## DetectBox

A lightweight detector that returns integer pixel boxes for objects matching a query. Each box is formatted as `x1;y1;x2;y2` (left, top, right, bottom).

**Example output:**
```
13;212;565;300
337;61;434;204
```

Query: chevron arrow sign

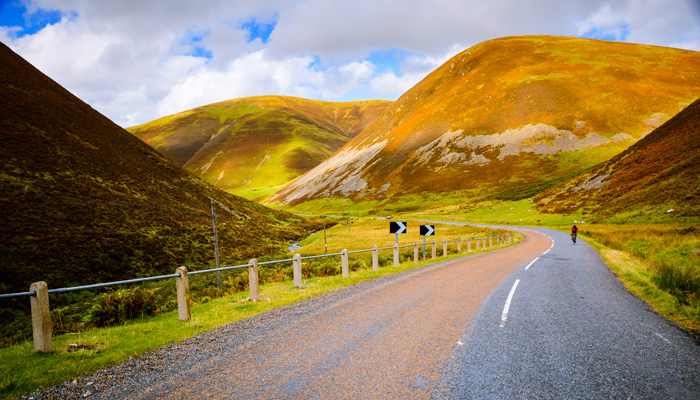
420;225;435;236
389;221;407;234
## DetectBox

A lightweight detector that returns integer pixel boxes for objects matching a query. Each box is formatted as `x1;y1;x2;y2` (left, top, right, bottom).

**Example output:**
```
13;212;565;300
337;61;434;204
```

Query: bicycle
571;232;577;244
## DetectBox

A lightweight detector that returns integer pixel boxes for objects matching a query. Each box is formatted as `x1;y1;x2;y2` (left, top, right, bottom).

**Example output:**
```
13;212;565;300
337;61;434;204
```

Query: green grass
580;227;700;337
1;220;514;398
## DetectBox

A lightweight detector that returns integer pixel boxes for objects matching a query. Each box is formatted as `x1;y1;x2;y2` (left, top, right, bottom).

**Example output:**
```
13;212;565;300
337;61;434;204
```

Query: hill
128;96;392;199
0;42;317;299
534;97;700;222
271;36;700;207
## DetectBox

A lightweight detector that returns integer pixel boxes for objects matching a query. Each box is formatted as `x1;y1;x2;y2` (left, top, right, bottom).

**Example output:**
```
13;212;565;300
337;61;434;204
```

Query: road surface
34;225;700;399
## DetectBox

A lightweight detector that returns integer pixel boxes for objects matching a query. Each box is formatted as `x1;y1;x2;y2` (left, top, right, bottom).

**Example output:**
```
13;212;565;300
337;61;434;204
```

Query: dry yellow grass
294;218;509;257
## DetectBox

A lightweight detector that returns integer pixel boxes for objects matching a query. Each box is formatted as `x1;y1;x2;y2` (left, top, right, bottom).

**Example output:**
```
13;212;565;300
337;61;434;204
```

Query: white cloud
1;0;699;127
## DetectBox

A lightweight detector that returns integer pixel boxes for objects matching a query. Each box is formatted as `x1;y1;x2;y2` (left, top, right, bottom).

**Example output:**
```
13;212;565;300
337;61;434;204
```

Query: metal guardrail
0;234;514;299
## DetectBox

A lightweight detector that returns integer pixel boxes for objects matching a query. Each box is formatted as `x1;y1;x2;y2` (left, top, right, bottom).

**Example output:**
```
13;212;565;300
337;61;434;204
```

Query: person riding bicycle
571;224;579;243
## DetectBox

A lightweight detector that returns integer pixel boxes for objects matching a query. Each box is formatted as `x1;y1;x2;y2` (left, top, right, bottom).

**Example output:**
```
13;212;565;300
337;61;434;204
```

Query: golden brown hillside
272;36;700;205
128;96;392;198
535;97;700;221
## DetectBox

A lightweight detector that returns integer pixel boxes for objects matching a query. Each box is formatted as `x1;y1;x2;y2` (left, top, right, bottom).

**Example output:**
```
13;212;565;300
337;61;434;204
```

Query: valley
1;33;700;399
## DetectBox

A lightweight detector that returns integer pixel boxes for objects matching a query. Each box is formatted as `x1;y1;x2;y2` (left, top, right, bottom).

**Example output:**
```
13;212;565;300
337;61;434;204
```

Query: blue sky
1;0;699;127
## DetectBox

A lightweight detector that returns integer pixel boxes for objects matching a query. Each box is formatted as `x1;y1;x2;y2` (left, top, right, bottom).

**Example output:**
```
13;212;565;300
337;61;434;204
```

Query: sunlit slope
129;96;392;197
0;42;314;296
272;36;700;205
535;97;700;222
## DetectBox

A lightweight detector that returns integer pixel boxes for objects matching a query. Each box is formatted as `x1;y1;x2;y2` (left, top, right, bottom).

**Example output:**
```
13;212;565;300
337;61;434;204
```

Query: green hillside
0;42;318;343
128;96;392;200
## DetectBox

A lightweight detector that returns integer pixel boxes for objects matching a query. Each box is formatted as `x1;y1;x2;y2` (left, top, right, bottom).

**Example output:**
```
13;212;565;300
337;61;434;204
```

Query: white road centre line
525;257;539;270
500;279;521;328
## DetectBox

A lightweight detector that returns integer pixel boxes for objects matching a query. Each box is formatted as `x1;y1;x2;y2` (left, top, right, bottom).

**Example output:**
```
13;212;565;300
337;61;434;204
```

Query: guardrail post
457;238;462;253
467;238;471;252
432;240;437;260
372;246;379;271
248;259;259;301
475;237;480;251
414;242;419;264
443;240;447;257
175;266;191;322
342;249;349;277
30;281;52;352
482;237;486;249
393;244;399;267
293;253;303;287
175;266;192;322
490;236;493;248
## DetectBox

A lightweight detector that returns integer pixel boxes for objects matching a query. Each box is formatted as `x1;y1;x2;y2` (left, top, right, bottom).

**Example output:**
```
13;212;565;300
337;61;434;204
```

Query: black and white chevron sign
389;221;407;234
420;225;435;236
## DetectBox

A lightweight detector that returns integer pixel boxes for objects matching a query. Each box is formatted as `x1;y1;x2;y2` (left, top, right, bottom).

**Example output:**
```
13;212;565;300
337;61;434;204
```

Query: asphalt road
35;225;700;399
124;227;552;399
434;226;700;399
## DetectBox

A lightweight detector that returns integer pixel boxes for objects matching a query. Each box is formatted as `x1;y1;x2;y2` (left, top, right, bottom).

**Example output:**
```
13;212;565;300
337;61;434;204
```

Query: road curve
32;225;700;399
125;229;552;399
434;226;700;399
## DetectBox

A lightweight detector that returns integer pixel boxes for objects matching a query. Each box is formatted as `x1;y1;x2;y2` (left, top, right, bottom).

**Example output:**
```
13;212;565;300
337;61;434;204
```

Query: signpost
420;225;435;261
389;221;407;244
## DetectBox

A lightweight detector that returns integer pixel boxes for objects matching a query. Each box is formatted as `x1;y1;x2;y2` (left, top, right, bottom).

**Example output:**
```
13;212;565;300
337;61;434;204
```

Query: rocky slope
535;97;700;221
271;36;700;205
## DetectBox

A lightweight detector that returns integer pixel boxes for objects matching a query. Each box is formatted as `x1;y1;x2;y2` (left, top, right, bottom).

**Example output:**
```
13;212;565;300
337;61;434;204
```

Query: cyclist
571;224;579;244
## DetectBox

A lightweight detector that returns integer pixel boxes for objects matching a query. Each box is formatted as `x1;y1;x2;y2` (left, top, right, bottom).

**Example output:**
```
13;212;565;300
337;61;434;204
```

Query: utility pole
211;200;221;290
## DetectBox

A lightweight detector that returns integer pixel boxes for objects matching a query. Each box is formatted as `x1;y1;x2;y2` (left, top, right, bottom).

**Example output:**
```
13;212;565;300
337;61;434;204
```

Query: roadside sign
389;221;407;234
420;225;435;236
420;225;435;261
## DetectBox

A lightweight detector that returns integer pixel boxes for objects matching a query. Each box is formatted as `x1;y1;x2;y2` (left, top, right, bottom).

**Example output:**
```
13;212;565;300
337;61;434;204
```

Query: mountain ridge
271;35;700;205
534;96;700;221
128;96;393;198
0;42;315;297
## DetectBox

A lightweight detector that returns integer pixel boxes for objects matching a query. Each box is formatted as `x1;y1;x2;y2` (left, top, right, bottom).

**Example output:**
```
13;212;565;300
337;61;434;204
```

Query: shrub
82;287;172;327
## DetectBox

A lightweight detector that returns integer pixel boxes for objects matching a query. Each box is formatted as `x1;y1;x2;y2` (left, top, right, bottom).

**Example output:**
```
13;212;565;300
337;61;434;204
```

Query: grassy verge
1;223;517;398
578;225;700;337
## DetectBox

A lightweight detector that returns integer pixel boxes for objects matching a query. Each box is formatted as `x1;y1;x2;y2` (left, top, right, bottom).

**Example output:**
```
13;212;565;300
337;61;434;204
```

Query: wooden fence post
432;240;437;260
175;266;191;322
443;240;448;257
476;237;480;251
490;237;493;248
414;242;419;264
30;281;51;352
372;246;379;271
293;253;302;287
342;249;349;277
457;238;462;253
248;259;259;301
393;244;399;267
468;238;471;253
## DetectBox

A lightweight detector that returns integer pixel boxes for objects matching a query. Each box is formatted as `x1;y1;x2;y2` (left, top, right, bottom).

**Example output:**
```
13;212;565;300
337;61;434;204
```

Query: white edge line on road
655;333;672;345
542;249;551;255
500;279;521;328
524;257;539;270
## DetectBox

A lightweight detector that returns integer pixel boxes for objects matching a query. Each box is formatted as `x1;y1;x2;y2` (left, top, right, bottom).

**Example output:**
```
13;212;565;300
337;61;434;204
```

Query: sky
2;0;700;128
